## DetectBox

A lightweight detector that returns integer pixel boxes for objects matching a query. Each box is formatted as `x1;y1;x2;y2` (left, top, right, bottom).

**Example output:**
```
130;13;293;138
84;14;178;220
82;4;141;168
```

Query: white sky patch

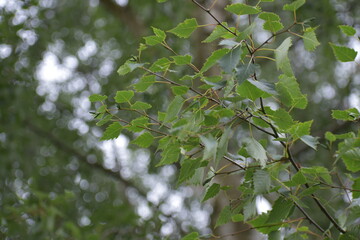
256;195;272;214
77;40;97;61
132;149;150;174
99;135;130;170
0;0;23;12
147;182;168;205
253;18;271;44
349;38;360;62
348;93;360;109
99;59;114;77
0;0;6;8
115;0;128;7
12;7;28;25
37;51;72;83
161;193;184;215
137;202;152;220
320;84;336;100
0;44;12;59
79;216;91;227
17;29;37;45
68;117;89;135
161;222;174;236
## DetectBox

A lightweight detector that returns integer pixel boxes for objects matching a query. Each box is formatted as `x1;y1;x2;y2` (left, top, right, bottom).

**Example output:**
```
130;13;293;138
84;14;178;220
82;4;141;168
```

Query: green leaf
215;205;232;228
171;55;192;65
218;46;243;74
243;198;257;221
254;170;271;194
284;171;307;187
96;114;112;126
153;27;166;39
97;105;107;113
117;60;143;76
156;0;167;2
127;117;149;132
325;131;337;142
204;115;218;126
202;183;221;202
178;158;202;184
352;178;360;199
164;95;184;123
252;117;269;128
331;108;360;121
131;132;154;148
335;132;355;139
288;121;313;140
200;135;218;162
269;231;281;240
301;167;332;184
232;214;244;222
89;94;107;102
267;108;294;130
263;21;284;33
283;0;306;11
339;25;356;36
149;57;171;72
201;48;230;73
276;74;308;109
236;63;260;83
100;122;122;141
144;27;166;46
342;148;360;172
225;3;261;15
249;214;280;234
202;23;235;43
330;43;358;62
237;80;271;101
181;232;199;240
115;90;134;103
267;197;294;224
300;135;319;150
246;138;267;168
303;27;320;51
215;128;231;167
259;12;280;21
171;86;189;95
168;18;198;38
258;12;283;33
275;37;293;76
238;22;257;40
299;185;320;198
144;35;162;46
133;75;155;92
247;79;277;95
130;101;152;110
157;141;181;166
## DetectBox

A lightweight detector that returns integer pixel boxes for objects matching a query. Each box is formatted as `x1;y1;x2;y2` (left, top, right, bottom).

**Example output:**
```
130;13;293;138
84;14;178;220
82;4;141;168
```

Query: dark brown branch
290;197;329;238
141;66;221;105
191;0;237;36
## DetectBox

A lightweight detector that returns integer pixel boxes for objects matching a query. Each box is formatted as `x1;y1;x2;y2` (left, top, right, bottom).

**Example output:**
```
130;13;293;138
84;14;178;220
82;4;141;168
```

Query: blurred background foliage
0;0;359;239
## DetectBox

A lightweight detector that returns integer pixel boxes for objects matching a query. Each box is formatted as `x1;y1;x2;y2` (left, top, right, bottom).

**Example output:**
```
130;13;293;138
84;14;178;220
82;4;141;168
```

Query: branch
191;0;346;235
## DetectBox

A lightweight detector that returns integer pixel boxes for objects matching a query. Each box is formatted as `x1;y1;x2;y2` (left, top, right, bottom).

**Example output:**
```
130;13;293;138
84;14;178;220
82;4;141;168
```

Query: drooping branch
190;0;346;235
